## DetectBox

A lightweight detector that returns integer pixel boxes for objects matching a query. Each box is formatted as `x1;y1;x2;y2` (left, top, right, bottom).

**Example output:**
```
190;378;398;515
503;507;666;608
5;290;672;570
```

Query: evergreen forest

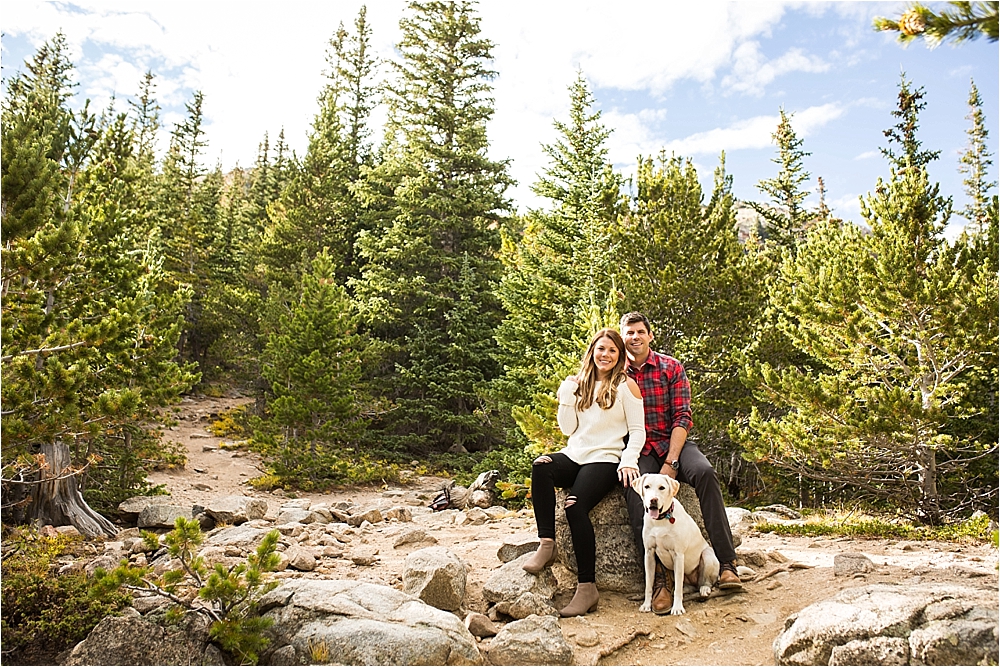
3;2;997;527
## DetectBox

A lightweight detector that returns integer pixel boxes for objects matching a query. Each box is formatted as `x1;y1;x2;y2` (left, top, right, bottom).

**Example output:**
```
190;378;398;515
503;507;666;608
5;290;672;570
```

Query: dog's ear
631;474;646;493
667;476;680;497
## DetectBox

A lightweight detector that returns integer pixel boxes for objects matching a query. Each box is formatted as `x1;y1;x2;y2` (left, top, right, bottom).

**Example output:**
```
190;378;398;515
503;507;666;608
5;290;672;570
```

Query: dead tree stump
13;442;118;538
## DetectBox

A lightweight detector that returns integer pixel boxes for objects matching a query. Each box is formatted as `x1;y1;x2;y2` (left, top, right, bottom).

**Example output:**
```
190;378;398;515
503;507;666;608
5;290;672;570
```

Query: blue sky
2;2;997;237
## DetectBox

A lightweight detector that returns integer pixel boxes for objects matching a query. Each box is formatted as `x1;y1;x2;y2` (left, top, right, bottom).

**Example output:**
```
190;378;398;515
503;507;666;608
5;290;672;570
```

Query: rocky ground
140;395;998;666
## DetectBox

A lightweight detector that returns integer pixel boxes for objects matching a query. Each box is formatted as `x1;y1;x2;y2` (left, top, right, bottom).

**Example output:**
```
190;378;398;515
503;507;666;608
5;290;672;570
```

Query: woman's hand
533;455;552;465
618;466;639;487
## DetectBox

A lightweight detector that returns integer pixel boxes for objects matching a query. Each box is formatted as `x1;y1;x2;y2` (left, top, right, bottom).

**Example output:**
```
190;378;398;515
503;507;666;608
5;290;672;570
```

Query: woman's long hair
575;328;628;411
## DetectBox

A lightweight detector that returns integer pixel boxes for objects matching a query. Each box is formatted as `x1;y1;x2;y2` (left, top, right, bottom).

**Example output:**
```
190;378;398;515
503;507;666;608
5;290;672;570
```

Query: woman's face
592;336;620;377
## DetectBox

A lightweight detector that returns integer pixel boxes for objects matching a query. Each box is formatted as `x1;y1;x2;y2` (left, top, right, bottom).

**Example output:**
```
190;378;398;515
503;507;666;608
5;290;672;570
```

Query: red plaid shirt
626;349;693;458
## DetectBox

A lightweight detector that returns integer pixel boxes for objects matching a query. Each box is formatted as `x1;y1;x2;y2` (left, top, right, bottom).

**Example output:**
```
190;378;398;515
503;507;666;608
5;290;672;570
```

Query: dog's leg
699;546;720;599
640;547;656;612
670;551;686;615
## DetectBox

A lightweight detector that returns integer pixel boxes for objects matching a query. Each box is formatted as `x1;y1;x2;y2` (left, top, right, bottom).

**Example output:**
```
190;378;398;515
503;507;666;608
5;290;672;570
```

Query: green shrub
248;434;400;490
0;529;130;665
93;518;280;665
209;404;254;439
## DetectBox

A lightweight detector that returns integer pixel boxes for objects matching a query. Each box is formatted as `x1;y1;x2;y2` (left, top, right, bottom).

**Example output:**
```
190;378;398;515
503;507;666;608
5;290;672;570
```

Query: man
619;311;742;613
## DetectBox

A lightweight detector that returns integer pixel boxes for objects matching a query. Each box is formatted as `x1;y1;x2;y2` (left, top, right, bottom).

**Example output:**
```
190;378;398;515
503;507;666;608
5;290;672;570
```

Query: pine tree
959;80;997;233
881;74;941;171
261;7;377;288
750;109;812;249
129;70;160;169
494;73;623;412
737;79;993;522
621;152;767;497
874;1;999;46
66;111;199;506
2;38;196;519
155;91;223;365
353;0;512;454
254;251;367;487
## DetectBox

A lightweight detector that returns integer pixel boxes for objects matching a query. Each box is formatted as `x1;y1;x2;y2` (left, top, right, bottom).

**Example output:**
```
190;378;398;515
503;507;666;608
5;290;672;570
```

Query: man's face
621;320;654;362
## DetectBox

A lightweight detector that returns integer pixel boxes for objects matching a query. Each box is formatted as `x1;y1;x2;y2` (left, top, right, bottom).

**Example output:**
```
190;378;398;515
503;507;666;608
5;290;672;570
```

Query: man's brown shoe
719;561;743;590
651;561;674;615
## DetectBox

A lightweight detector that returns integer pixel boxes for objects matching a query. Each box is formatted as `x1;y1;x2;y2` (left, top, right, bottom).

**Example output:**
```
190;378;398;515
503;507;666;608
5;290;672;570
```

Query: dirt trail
148;395;999;666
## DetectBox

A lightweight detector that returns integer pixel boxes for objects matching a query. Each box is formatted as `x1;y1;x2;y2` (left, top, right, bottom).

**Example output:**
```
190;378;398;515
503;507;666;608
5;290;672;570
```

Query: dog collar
653;501;675;523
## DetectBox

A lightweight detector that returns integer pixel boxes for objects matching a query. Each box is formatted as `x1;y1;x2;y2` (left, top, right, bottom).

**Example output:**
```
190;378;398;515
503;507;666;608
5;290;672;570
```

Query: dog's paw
670;605;686;616
639;601;652;613
699;586;711;599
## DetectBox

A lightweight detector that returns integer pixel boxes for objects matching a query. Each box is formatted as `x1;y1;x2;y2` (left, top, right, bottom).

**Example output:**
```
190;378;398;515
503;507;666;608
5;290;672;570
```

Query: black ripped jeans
531;452;619;584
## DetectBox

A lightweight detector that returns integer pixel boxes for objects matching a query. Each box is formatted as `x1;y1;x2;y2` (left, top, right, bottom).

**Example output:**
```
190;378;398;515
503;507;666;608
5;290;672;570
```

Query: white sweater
556;378;646;470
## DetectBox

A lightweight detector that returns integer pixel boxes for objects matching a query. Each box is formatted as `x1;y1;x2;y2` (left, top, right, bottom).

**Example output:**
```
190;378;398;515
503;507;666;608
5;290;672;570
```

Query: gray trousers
624;443;737;566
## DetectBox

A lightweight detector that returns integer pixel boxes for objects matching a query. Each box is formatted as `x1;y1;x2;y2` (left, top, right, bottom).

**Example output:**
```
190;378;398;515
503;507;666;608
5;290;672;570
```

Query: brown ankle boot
560;582;599;617
651;561;674;615
521;538;556;574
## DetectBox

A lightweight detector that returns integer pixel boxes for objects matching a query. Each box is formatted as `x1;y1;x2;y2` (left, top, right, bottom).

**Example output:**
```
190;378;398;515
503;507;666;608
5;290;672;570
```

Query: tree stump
12;442;118;538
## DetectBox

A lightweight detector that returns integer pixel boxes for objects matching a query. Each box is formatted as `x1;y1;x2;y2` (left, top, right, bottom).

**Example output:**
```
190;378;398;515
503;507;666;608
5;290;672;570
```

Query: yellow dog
632;473;720;615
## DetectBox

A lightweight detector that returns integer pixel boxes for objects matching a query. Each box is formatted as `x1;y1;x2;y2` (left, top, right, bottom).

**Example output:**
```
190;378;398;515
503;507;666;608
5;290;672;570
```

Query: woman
522;328;645;617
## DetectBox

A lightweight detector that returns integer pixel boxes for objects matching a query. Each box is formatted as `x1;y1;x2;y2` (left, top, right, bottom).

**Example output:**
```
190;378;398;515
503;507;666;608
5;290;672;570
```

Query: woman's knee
564;494;591;522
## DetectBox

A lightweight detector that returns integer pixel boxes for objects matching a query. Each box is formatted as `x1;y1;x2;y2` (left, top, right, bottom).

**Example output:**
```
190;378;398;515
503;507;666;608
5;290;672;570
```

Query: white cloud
3;1;911;214
655;103;844;157
854;150;880;160
721;41;829;96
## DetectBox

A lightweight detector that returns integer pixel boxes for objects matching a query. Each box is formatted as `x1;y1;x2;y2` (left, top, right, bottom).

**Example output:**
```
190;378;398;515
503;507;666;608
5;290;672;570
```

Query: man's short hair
619;312;651;332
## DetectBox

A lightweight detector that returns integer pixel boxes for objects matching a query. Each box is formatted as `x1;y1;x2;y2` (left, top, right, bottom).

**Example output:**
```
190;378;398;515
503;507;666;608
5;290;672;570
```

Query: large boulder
137;503;192;529
65;610;222;665
205;524;271;549
553;483;740;593
773;583;999;666
203;495;268;524
402;547;467;612
258;579;481;665
486;614;573;666
118;496;169;524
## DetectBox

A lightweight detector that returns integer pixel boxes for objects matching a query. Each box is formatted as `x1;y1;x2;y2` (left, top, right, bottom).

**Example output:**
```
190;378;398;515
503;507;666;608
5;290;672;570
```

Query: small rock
834;552;875;577
347;508;383;527
574;627;600;647
132;595;170;615
201;445;217;452
285;546;317;572
487;614;573;666
351;547;379;566
508;591;558;619
465;612;498;638
385;507;412;522
394;528;436;548
675;620;698;638
497;537;540;564
465;507;489;525
755;504;802;519
484;506;508;521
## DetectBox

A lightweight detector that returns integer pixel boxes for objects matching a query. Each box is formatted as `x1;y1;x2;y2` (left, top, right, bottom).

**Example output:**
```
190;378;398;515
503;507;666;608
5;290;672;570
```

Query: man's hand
660;463;678;479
